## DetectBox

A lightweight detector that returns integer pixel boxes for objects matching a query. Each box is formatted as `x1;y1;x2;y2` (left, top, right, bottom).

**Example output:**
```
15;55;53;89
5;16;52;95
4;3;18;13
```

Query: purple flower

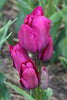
38;36;53;61
9;43;39;89
18;6;51;53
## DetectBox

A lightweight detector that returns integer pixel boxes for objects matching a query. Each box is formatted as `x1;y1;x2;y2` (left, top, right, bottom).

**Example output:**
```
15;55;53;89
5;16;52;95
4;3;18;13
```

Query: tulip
9;43;39;89
38;36;53;61
9;43;29;71
40;67;49;90
18;6;51;53
20;60;39;89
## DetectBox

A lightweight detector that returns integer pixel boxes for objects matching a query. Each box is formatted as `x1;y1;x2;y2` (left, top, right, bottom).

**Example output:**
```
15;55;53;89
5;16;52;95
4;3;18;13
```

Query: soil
0;0;67;100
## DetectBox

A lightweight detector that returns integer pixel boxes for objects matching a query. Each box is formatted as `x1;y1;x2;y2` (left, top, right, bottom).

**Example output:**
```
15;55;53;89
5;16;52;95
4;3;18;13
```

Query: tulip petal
9;43;29;71
31;16;51;52
20;68;39;89
18;24;37;53
38;36;53;61
31;6;44;16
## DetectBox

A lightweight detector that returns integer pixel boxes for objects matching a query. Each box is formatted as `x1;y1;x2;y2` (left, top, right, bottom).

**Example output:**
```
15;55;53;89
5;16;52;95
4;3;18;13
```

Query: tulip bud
20;60;39;89
38;36;53;61
18;6;51;53
9;43;29;71
40;67;49;90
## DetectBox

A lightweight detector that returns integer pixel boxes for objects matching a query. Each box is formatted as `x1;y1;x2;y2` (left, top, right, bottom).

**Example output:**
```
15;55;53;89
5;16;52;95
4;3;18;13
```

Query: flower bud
40;67;49;90
20;60;39;89
9;43;29;71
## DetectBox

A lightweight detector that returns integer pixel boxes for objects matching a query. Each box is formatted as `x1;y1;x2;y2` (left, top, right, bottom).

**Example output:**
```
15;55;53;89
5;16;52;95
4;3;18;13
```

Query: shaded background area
0;0;67;100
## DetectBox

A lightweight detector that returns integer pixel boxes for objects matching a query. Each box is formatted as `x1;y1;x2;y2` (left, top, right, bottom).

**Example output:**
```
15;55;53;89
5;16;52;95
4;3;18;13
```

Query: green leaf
54;29;65;48
15;12;25;33
0;72;6;84
15;1;32;11
0;83;11;100
43;88;53;100
62;38;67;59
30;90;35;98
0;0;8;11
15;1;32;33
17;0;38;9
49;5;67;23
0;72;11;100
5;82;35;100
51;0;59;14
0;18;18;32
0;32;12;49
64;16;67;36
50;20;61;46
59;57;67;69
0;13;2;19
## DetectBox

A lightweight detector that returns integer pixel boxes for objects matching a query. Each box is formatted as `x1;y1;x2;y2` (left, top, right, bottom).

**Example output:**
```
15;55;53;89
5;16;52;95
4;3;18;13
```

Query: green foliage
59;57;67;69
62;38;67;59
43;88;53;100
59;38;67;69
5;82;35;100
0;0;8;11
49;4;67;64
0;72;11;100
15;0;38;33
0;18;17;49
0;72;6;84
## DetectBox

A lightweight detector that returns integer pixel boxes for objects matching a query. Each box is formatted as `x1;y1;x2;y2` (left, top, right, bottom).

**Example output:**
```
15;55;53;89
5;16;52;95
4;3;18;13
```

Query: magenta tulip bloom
9;43;29;71
20;60;39;89
38;36;53;61
9;43;39;89
18;6;51;53
40;67;49;90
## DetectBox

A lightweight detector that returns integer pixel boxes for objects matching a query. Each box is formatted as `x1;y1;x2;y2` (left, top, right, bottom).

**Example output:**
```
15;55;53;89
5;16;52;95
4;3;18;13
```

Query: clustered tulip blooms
9;6;53;90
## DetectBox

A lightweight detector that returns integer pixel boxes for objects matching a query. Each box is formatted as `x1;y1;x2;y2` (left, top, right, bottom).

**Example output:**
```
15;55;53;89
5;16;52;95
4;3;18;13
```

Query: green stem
35;53;38;68
39;60;42;74
36;87;40;100
33;89;38;100
40;90;43;100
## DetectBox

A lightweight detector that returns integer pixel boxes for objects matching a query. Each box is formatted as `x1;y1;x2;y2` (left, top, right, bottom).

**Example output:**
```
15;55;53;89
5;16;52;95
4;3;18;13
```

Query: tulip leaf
0;18;18;32
0;83;11;100
62;38;67;59
0;72;11;100
0;0;8;11
49;5;67;23
0;32;12;49
59;57;67;69
5;82;35;100
0;72;6;84
50;20;61;45
15;0;32;33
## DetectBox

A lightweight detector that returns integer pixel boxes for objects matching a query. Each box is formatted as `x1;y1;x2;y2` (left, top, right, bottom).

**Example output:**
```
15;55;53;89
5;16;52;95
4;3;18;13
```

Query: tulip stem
35;53;38;67
33;89;38;100
40;90;43;100
39;60;42;74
